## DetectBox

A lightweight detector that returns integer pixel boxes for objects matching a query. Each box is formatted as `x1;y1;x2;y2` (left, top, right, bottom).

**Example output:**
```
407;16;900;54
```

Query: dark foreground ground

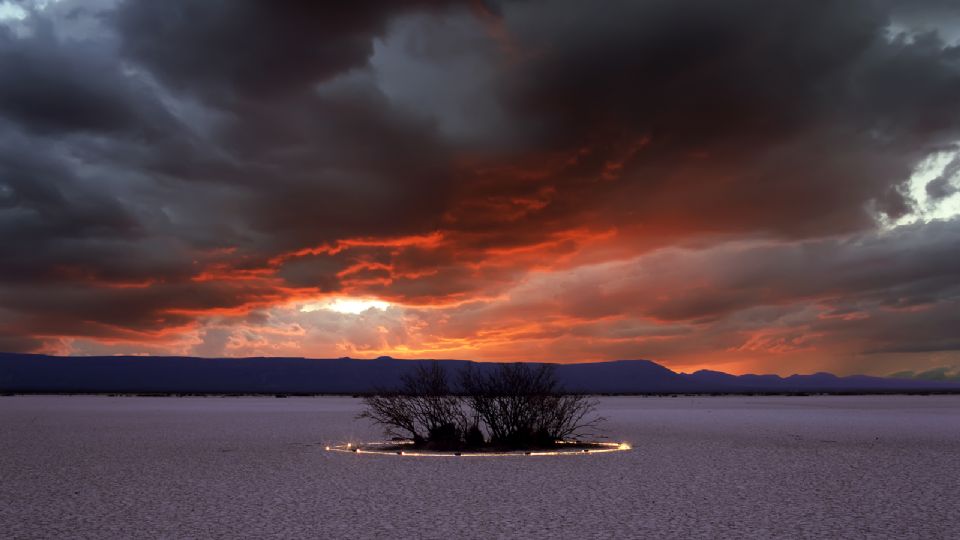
2;395;958;538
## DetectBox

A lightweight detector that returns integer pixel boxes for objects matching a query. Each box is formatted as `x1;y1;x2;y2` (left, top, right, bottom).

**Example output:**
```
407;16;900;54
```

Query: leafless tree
360;361;603;449
359;362;466;445
460;363;603;446
358;391;421;441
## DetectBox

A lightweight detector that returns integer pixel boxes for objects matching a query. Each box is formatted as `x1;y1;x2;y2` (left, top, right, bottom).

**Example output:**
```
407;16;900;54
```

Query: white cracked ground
1;395;958;539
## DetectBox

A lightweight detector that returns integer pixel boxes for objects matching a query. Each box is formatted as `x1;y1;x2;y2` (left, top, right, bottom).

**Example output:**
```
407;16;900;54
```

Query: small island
338;362;623;456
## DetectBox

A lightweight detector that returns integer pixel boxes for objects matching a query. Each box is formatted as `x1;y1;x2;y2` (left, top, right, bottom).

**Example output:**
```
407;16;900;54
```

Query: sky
1;0;960;376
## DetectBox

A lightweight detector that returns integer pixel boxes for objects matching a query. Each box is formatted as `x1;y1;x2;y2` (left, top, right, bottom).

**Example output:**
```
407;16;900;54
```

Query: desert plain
2;395;958;539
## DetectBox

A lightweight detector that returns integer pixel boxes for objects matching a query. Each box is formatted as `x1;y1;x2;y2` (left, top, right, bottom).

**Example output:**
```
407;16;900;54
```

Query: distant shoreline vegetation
358;362;605;452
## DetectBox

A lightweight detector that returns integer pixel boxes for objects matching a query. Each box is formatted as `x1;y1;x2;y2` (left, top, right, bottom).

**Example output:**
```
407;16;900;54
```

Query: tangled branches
360;362;603;450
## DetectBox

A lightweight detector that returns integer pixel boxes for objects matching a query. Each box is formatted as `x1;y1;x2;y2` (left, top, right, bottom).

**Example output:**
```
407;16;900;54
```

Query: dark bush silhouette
464;424;486;447
359;362;466;445
360;362;602;450
461;363;602;447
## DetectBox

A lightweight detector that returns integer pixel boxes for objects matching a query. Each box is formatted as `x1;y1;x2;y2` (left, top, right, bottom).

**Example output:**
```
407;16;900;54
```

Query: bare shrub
359;362;466;446
460;363;602;447
361;361;603;450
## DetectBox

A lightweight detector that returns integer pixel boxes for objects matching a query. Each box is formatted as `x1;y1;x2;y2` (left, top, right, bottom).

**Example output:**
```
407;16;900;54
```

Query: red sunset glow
1;0;959;377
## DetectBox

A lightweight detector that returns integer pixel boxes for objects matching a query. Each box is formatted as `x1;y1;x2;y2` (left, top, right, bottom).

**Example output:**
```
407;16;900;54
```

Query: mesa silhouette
3;353;959;394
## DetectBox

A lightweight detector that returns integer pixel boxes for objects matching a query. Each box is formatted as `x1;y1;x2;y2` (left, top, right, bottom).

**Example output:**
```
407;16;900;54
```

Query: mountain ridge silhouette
2;353;958;394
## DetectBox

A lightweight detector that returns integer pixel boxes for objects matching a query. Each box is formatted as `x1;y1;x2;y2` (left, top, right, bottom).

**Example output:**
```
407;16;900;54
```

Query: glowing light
325;440;632;458
301;297;391;315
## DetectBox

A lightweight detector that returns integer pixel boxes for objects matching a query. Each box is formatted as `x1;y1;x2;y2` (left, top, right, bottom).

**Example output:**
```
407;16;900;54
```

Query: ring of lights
325;440;631;457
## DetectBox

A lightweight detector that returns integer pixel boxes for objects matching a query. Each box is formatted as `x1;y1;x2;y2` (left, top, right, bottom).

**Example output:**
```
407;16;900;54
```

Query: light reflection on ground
325;440;631;457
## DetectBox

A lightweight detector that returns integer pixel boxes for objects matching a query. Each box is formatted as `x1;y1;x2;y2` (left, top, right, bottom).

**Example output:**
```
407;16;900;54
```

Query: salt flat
2;395;958;539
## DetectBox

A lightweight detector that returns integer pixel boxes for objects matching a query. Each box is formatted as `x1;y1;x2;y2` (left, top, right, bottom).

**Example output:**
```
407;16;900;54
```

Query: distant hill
2;353;959;394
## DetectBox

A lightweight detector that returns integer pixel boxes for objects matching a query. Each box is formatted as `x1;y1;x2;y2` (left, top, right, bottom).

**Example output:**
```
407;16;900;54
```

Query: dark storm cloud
0;17;175;135
0;0;467;346
890;366;960;381
112;0;454;100
111;1;464;253
0;126;144;283
634;219;960;323
225;83;455;249
433;219;960;351
486;0;960;236
0;279;280;336
108;0;960;251
275;253;346;291
0;0;959;370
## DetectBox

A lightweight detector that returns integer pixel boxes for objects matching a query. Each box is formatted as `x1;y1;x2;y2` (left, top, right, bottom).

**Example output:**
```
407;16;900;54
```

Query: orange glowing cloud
6;0;960;380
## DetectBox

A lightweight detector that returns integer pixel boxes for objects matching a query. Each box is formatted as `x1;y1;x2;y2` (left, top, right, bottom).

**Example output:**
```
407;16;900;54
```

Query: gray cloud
1;0;959;373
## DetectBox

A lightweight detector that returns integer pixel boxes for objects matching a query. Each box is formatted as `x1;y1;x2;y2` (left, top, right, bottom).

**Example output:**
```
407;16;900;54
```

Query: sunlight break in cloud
301;298;392;315
3;0;960;376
